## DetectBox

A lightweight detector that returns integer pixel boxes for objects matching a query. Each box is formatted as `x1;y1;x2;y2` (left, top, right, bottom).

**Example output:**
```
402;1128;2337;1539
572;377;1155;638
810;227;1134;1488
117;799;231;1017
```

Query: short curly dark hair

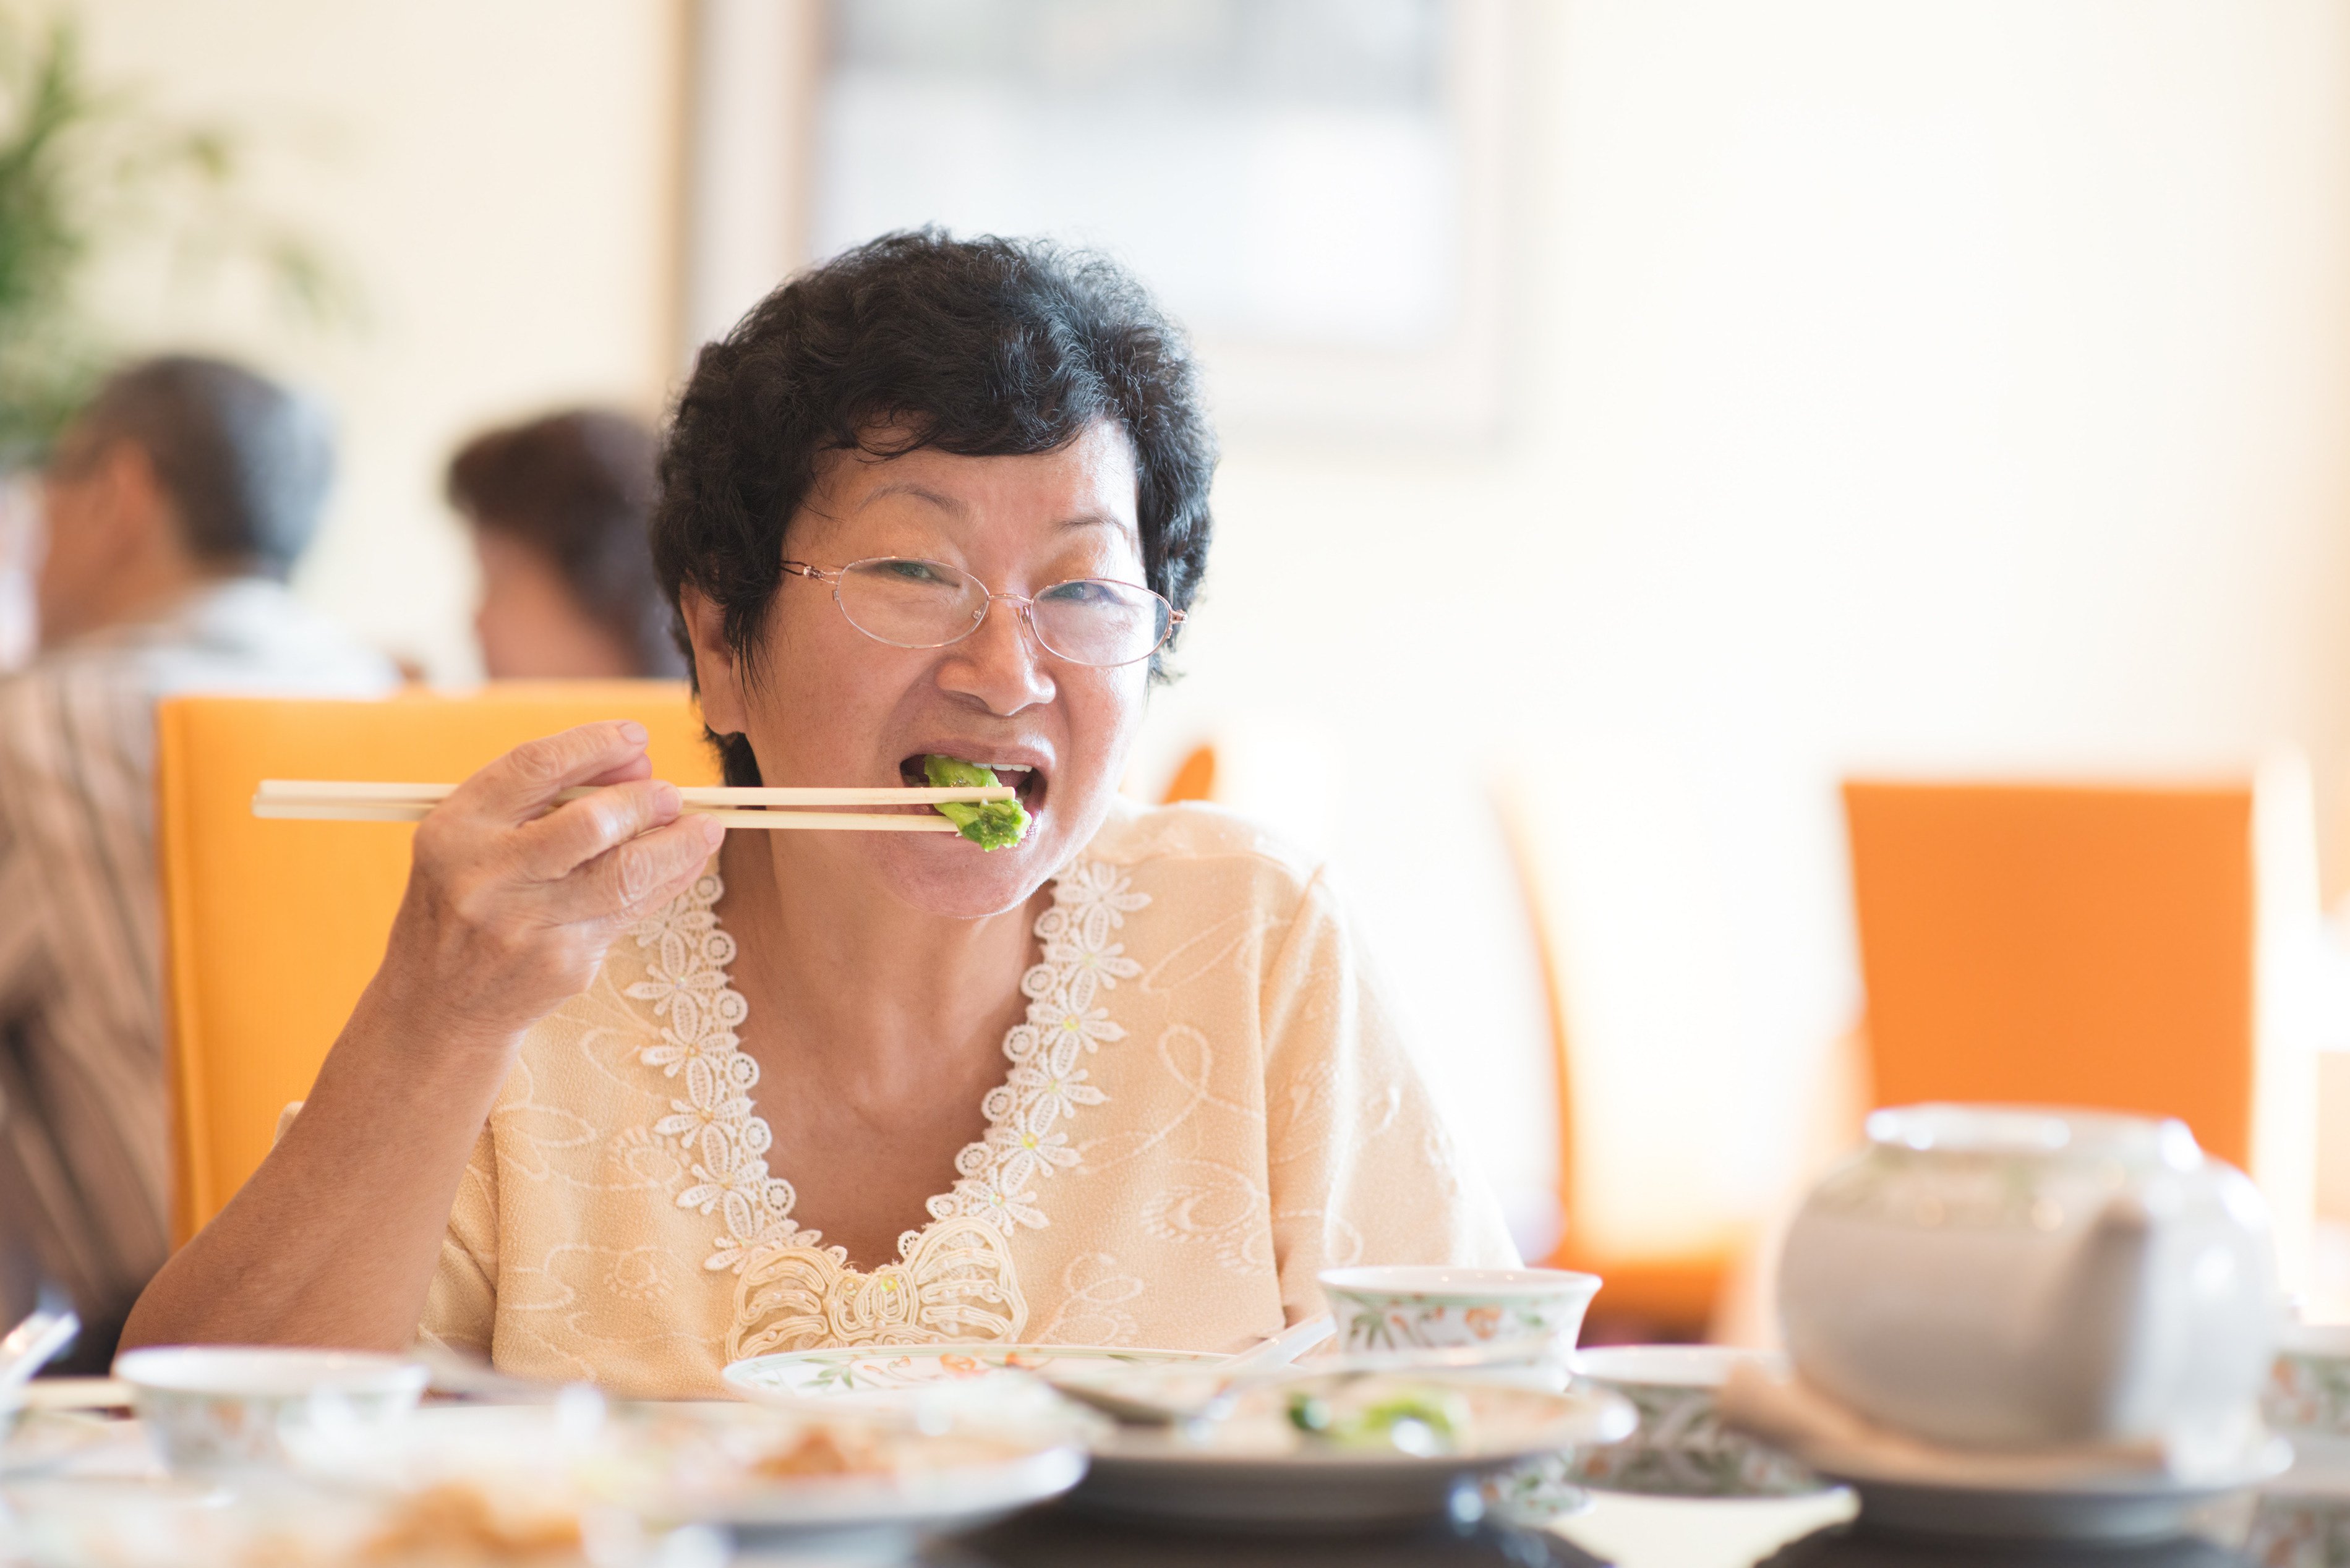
651;229;1218;786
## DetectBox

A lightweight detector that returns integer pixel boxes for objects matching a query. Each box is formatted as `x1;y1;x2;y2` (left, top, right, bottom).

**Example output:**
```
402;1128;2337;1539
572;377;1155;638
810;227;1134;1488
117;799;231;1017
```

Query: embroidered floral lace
622;858;1152;1355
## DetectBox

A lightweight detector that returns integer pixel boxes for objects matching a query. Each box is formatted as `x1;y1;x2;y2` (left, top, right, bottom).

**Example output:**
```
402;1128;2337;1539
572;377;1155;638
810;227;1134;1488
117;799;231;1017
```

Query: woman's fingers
579;754;657;788
549;813;725;925
506;778;685;884
380;721;718;1048
456;722;654;825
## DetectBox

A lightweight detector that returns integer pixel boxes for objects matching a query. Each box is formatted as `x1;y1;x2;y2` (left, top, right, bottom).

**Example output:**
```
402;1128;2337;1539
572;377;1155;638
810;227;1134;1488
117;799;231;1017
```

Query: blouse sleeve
1260;866;1519;1325
417;1127;500;1356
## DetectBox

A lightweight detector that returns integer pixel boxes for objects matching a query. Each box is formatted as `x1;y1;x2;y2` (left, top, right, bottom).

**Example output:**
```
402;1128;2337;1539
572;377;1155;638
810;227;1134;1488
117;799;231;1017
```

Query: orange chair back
156;683;717;1243
1844;781;2257;1161
1160;743;1218;806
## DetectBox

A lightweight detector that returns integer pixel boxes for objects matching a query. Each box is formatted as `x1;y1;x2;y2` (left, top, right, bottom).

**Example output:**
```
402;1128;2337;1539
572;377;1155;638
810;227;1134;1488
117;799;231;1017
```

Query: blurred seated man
0;355;395;1369
446;410;685;679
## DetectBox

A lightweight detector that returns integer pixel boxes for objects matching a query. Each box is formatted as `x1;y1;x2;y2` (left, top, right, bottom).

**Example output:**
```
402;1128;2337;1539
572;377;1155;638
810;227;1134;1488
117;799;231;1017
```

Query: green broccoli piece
922;755;1032;850
1286;1391;1335;1436
1358;1392;1464;1452
1285;1386;1466;1455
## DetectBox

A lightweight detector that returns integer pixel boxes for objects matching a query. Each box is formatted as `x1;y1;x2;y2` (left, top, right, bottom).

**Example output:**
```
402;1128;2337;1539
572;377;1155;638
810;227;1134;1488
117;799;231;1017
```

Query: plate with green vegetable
1071;1371;1634;1531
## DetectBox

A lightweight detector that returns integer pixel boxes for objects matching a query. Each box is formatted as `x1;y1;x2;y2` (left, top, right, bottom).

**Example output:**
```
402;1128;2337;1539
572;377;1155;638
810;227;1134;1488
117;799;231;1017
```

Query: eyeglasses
780;558;1184;668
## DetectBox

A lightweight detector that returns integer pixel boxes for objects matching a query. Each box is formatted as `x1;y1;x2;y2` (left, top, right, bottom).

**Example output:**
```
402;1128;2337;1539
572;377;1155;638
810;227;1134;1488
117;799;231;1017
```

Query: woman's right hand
369;720;726;1050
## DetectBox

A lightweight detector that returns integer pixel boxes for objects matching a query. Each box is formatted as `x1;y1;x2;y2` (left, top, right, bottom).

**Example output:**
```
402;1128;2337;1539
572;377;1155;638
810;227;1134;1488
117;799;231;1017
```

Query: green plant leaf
0;6;357;462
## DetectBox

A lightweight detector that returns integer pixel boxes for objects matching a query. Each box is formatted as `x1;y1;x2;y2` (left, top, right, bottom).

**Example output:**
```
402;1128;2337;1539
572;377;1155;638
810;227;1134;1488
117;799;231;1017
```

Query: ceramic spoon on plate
0;1292;80;1405
1043;1314;1336;1426
1224;1313;1339;1376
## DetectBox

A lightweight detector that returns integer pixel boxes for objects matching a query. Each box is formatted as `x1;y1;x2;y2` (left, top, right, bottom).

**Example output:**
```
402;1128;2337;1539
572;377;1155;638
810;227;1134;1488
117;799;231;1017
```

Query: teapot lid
1866;1103;2201;1170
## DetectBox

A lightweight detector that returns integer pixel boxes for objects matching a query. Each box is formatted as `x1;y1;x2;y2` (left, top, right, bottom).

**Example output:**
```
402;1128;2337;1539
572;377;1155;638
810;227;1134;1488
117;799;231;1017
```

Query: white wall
1134;0;2350;1264
73;0;685;681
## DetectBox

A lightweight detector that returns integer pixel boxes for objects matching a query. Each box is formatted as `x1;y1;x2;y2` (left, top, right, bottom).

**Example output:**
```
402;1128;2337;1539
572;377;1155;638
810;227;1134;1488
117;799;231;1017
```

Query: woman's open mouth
898;754;1048;814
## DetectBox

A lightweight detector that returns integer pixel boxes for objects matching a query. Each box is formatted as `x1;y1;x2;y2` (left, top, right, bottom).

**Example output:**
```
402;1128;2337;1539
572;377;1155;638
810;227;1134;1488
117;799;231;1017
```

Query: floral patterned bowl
1318;1267;1601;1365
2269;1323;2350;1439
115;1347;426;1475
1565;1345;1821;1498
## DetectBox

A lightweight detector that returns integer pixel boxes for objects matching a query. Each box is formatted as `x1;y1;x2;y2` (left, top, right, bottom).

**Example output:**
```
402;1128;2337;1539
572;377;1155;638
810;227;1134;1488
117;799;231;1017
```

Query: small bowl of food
1318;1266;1600;1385
114;1345;426;1475
2262;1318;2350;1498
2267;1321;2350;1439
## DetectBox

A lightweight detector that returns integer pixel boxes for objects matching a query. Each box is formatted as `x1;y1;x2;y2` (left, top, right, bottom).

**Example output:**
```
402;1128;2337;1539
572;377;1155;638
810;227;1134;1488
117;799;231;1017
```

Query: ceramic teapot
1777;1103;2274;1449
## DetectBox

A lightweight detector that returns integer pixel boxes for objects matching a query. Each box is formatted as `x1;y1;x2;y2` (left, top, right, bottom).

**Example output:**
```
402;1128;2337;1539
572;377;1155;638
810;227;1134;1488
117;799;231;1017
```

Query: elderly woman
124;234;1514;1394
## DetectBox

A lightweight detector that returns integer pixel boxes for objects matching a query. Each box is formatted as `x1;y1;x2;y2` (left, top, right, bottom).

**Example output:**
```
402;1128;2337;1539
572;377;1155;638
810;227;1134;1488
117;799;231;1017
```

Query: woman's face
690;420;1152;919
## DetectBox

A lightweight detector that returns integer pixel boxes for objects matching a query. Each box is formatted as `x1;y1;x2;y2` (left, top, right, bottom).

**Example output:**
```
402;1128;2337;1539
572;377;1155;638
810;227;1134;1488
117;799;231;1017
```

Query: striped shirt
0;580;395;1331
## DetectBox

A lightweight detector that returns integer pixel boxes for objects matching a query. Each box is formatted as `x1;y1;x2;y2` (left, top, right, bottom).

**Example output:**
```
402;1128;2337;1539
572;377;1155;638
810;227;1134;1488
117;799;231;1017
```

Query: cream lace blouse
419;799;1517;1397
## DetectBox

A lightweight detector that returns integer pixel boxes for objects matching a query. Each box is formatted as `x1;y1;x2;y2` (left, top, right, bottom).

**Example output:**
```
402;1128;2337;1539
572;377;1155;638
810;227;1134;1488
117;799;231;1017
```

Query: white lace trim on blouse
622;856;1150;1275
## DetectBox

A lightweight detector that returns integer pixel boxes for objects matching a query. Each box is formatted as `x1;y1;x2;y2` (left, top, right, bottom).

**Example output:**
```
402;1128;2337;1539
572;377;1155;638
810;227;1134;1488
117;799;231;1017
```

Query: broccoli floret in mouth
922;755;1033;850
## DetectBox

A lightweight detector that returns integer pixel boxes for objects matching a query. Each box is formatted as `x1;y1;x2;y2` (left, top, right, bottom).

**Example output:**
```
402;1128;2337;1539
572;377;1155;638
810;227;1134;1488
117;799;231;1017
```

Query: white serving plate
1074;1375;1636;1532
290;1399;1086;1541
0;1410;119;1480
622;1400;1086;1535
1783;1426;2292;1541
664;1440;1086;1535
0;1477;378;1568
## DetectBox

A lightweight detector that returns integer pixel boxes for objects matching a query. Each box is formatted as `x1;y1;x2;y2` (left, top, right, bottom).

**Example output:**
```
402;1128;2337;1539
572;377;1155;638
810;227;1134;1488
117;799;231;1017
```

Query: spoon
1042;1314;1337;1426
1221;1313;1337;1377
0;1290;80;1404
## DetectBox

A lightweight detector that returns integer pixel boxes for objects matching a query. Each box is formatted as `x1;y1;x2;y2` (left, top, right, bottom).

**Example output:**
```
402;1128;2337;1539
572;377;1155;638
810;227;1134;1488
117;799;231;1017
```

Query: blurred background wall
50;0;2350;1278
69;0;684;682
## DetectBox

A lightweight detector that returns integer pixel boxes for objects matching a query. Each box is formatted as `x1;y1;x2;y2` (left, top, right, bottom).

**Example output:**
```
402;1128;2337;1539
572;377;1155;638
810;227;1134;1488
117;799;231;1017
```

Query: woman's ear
681;586;748;736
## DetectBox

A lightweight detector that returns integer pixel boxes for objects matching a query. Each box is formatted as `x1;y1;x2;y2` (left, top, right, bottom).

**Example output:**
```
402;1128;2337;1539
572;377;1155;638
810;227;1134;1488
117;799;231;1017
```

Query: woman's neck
713;833;1045;1103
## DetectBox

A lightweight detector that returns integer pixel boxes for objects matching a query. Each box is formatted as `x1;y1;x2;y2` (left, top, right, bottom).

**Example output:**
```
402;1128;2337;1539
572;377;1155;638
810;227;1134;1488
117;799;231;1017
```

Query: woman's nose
938;595;1056;714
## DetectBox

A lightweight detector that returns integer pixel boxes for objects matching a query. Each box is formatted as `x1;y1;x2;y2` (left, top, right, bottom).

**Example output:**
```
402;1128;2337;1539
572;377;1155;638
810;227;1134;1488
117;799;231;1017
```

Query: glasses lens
835;558;987;647
1030;578;1172;667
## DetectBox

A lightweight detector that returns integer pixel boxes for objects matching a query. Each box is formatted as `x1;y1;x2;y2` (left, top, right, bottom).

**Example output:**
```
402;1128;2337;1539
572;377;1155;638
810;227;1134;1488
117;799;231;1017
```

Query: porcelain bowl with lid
1777;1103;2274;1451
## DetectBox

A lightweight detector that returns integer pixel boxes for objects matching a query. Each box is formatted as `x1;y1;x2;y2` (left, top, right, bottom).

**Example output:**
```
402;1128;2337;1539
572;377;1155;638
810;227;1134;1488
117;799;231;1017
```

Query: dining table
0;1396;2302;1568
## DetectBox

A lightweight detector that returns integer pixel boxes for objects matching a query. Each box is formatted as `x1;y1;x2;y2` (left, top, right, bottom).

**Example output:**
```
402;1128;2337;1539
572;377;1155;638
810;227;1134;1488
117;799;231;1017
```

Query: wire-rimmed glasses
780;557;1182;668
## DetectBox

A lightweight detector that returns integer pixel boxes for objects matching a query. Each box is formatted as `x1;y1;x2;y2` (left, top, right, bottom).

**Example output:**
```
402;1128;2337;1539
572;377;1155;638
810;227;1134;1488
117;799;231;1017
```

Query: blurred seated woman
124;233;1514;1394
447;409;686;679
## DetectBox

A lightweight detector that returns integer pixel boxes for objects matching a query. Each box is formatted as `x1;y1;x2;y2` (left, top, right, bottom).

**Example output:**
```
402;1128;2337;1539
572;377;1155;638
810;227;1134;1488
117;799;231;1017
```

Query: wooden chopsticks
251;779;1017;833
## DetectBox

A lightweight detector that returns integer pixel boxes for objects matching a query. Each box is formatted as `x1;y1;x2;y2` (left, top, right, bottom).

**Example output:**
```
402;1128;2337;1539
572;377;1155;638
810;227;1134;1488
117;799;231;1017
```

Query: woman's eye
1041;579;1109;605
880;559;949;586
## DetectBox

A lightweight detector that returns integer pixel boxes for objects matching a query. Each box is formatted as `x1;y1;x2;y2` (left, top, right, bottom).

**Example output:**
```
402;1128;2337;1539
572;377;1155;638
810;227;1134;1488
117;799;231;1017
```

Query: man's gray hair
71;356;335;578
